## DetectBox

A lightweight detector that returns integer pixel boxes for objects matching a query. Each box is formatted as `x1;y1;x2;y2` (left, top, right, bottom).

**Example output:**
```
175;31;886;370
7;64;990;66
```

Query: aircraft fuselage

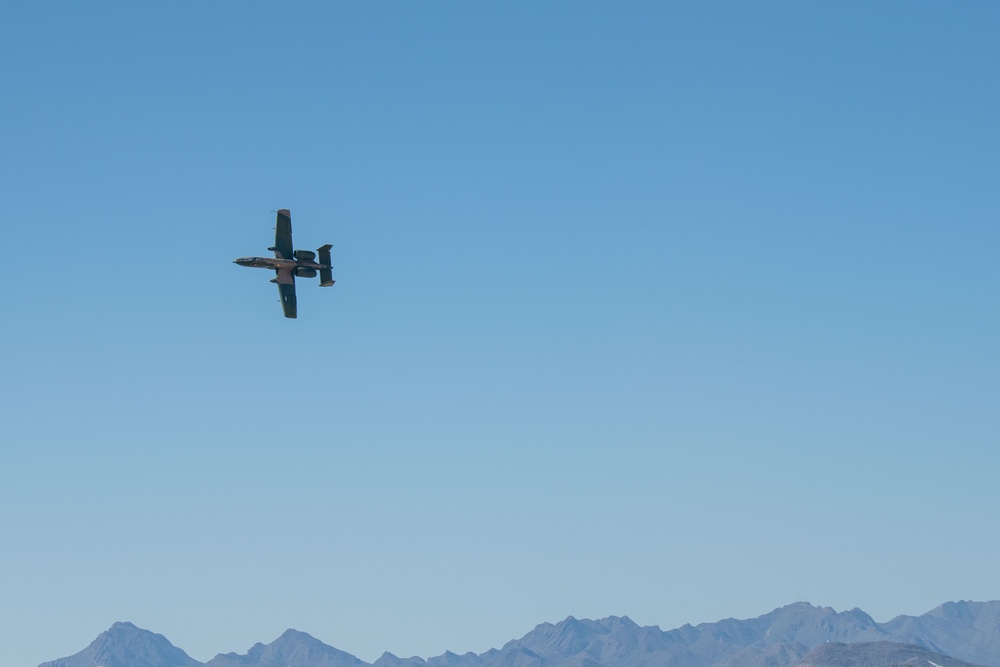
233;256;328;271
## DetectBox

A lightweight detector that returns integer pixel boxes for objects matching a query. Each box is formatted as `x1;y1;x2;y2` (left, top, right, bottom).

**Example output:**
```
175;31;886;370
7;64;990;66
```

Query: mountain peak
275;628;322;644
206;628;365;667
599;616;639;631
109;621;140;631
39;621;200;667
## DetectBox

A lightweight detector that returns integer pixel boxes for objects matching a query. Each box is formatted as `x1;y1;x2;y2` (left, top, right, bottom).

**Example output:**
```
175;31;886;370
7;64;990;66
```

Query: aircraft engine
293;250;316;262
295;267;318;278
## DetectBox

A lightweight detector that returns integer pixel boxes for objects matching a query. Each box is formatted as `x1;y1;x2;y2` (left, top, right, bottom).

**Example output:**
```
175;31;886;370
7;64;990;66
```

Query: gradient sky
2;3;999;666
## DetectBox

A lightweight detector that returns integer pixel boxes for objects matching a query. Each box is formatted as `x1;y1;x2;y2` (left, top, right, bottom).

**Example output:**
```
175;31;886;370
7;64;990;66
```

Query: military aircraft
233;209;334;318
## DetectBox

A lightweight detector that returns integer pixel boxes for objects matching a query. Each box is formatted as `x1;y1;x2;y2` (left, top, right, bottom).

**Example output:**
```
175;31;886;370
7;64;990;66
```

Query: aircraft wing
275;267;297;319
274;209;293;259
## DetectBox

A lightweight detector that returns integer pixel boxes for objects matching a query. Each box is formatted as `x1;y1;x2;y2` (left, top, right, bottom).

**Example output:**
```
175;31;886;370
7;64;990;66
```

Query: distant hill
38;600;1000;667
796;640;982;667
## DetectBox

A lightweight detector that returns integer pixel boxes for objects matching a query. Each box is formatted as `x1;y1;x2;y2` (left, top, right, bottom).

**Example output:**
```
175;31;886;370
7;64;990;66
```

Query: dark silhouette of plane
233;209;334;318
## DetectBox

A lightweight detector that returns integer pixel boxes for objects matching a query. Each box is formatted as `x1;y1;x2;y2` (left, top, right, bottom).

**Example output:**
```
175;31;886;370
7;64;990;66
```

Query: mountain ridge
38;600;1000;667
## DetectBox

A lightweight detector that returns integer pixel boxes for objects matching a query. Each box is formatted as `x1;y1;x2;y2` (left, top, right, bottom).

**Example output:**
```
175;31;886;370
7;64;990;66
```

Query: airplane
233;209;334;319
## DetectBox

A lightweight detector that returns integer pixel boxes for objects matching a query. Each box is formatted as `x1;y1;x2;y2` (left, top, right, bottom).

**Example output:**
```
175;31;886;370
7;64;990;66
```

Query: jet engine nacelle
293;250;316;262
295;267;318;278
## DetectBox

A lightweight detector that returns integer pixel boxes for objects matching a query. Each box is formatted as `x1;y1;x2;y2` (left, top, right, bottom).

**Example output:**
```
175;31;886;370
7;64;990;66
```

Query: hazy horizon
40;599;1000;665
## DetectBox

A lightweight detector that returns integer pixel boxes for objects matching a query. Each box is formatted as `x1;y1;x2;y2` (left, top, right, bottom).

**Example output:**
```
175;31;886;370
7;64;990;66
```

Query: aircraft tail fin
317;244;334;286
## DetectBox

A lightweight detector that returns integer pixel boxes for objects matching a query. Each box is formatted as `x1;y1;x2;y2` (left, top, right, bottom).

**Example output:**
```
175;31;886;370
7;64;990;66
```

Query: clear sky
2;3;998;666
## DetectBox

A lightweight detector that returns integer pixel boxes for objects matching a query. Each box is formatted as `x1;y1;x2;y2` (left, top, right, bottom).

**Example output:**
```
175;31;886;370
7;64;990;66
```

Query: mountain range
38;600;1000;667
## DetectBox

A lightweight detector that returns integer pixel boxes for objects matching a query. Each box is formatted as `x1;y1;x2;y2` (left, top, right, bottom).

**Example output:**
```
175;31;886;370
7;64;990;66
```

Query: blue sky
2;2;999;665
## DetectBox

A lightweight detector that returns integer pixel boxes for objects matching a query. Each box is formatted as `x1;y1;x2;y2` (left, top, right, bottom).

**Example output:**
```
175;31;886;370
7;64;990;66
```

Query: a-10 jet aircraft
233;209;334;319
